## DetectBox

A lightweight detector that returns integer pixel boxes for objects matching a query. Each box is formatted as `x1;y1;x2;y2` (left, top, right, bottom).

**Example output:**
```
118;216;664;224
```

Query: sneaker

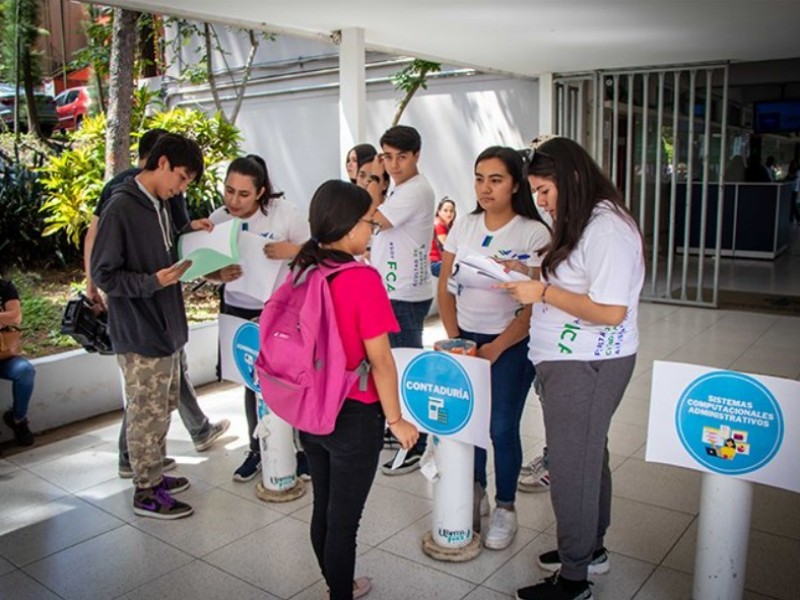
161;475;190;494
519;454;550;493
296;451;311;481
483;507;518;550
516;573;593;600
3;411;34;446
119;457;177;479
380;447;423;475
233;451;261;482
538;548;609;575
383;429;400;450
133;484;193;520
194;419;231;452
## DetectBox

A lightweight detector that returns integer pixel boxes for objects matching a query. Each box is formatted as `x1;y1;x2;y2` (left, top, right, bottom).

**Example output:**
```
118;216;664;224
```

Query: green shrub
0;145;79;270
38;91;242;247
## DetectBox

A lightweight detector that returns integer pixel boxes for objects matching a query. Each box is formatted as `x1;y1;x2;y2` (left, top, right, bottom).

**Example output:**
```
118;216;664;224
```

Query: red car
55;86;91;132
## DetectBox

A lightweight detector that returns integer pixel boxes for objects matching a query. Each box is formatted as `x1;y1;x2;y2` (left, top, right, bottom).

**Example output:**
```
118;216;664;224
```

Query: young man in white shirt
367;125;434;474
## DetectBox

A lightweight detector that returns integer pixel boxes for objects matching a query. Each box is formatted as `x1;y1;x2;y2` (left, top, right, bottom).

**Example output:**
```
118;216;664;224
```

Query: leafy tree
390;59;441;126
0;0;47;137
39;94;242;247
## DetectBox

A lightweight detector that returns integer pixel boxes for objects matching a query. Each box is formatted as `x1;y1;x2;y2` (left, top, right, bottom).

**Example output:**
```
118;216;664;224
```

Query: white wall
173;71;540;220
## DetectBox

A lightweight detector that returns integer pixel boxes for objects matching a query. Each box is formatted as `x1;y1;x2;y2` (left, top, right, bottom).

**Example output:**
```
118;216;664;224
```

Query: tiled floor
1;235;799;599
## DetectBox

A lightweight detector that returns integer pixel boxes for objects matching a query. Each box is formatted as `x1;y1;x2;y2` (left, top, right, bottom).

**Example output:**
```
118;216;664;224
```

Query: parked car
0;84;58;137
55;86;91;132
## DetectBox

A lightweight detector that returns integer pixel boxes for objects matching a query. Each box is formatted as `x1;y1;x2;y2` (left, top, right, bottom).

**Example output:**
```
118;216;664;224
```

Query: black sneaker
133;484;193;520
296;451;311;481
3;410;34;446
383;429;401;450
232;451;261;482
161;475;190;494
517;573;593;600
380;446;423;475
538;548;609;575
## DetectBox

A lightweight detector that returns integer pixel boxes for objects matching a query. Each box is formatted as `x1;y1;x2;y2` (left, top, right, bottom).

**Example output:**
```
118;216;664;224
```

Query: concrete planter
0;321;219;436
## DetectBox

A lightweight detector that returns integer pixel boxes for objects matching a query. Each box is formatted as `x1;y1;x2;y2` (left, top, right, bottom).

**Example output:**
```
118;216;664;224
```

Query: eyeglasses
361;218;382;235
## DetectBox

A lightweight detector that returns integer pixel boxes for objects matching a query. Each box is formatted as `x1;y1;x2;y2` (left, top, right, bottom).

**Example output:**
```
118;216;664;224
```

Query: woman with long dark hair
345;144;378;184
500;137;644;600
438;146;550;550
290;180;418;599
208;154;309;482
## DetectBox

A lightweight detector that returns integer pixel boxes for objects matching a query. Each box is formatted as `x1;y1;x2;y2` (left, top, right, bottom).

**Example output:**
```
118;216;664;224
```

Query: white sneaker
483;507;517;550
518;454;550;493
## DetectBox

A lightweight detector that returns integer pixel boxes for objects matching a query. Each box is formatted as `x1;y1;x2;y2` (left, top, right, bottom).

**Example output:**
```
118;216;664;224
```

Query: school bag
255;261;371;435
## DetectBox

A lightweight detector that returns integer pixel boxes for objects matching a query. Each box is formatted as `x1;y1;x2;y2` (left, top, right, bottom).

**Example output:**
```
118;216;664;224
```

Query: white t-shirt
371;173;435;302
444;212;551;335
209;197;309;310
529;202;645;364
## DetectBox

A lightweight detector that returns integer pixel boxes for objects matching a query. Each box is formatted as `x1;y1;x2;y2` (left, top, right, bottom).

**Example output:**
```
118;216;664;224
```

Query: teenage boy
84;129;229;479
92;133;211;519
368;125;434;474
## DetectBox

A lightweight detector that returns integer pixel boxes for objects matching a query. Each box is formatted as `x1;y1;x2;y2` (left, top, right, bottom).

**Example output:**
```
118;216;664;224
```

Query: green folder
178;218;240;281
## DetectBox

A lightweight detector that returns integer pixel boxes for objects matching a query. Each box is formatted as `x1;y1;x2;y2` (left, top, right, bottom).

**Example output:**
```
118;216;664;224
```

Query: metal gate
553;64;730;307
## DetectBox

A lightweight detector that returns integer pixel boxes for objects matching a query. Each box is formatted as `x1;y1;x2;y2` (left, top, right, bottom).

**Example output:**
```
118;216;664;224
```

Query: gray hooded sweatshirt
91;178;189;357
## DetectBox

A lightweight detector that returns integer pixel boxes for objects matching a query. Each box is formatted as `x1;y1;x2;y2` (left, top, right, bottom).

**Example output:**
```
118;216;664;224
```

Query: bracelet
369;175;381;184
541;283;552;304
387;415;402;426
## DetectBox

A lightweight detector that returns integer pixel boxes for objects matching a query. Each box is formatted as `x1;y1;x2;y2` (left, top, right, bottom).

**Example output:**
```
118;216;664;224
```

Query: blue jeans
0;356;36;421
460;329;535;505
388;299;432;349
389;298;432;453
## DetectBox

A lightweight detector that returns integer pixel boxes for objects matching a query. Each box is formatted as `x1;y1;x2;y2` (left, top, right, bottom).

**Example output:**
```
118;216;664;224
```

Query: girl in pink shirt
289;180;418;600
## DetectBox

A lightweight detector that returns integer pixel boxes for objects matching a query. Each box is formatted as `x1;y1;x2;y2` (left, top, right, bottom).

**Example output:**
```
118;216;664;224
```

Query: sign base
422;531;482;562
255;478;307;503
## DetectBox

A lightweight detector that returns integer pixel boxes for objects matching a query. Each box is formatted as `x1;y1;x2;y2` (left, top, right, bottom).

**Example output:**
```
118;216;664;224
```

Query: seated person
0;276;35;446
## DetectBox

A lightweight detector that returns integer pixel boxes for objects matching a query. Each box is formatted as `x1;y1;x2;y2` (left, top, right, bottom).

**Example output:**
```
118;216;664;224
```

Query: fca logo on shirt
428;397;448;424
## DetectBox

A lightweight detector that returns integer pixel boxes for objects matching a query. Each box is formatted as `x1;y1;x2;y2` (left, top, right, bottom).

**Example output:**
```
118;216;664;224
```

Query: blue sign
400;352;474;435
675;371;784;475
232;321;261;392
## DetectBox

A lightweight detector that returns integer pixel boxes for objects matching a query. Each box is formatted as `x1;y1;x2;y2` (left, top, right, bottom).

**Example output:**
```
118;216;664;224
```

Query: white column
339;27;366;179
538;72;554;136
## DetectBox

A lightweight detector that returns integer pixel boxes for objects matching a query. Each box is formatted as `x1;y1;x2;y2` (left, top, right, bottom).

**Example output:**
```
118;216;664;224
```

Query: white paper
226;231;284;303
453;252;530;290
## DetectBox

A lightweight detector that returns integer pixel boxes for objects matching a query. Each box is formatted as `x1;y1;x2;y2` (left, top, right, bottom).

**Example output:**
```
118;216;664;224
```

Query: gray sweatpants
536;354;636;581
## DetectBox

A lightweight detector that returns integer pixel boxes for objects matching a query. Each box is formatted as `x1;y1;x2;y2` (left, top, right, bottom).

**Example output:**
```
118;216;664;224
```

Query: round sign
232;321;261;392
401;352;474;435
675;371;783;475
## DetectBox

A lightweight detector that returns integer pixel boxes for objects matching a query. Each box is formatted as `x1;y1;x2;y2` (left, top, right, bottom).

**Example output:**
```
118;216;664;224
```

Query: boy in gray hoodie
92;133;211;520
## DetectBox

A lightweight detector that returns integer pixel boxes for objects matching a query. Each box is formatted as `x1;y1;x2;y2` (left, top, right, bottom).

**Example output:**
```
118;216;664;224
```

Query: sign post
219;314;305;502
647;361;798;600
393;345;491;562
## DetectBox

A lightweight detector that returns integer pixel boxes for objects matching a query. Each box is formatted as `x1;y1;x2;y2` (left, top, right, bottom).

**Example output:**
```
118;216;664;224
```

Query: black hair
472;146;546;225
226;154;284;215
143;133;204;181
137;128;168;160
349;143;378;170
436;196;456;214
528;137;639;278
289;180;372;272
380;125;421;153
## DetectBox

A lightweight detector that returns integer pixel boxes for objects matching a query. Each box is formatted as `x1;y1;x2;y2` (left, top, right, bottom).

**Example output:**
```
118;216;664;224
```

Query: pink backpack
255;261;372;435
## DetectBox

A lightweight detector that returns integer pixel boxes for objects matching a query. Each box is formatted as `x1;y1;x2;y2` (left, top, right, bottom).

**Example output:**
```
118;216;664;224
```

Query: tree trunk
105;8;139;180
138;14;158;78
21;68;41;137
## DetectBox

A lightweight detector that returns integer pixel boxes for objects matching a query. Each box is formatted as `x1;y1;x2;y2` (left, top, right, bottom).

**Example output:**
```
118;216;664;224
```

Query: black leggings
220;303;262;453
299;400;384;600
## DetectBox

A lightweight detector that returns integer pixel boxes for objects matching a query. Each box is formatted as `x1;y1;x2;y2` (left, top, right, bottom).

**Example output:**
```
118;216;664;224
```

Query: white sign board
392;348;491;449
219;314;260;392
647;361;800;493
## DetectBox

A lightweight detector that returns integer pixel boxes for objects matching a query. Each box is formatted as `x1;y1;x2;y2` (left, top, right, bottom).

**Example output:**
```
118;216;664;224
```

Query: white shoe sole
483;529;517;550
